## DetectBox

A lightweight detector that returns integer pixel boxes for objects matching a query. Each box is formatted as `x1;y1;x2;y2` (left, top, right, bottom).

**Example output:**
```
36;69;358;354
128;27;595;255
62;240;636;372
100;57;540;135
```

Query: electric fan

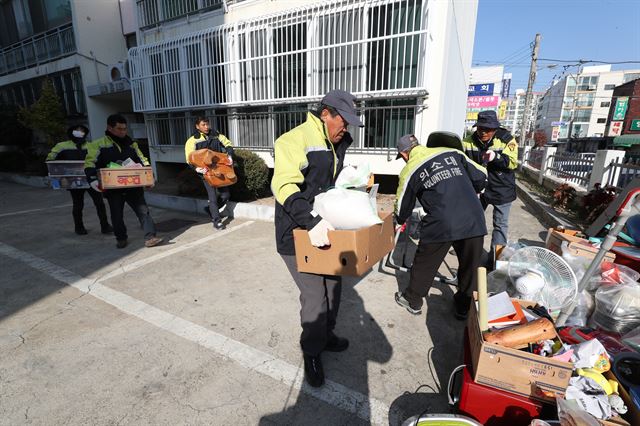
507;247;578;312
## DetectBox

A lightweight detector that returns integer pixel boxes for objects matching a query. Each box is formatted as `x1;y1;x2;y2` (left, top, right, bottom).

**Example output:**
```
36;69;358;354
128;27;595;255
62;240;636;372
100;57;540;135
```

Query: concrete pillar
588;150;627;190
538;146;557;185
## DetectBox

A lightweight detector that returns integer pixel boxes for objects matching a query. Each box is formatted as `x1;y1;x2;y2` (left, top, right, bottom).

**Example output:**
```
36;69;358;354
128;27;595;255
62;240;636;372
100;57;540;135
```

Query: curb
516;180;574;229
0;172;275;222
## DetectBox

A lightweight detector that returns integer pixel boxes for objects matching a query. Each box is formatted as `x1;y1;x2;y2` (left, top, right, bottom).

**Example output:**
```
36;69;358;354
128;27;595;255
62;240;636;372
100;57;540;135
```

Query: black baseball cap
321;90;364;127
473;110;501;129
396;134;419;159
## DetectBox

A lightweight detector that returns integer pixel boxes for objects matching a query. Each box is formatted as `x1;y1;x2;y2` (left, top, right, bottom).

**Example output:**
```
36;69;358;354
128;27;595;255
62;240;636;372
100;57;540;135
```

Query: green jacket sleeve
46;142;67;161
132;141;150;166
84;140;101;182
219;133;235;156
271;135;322;230
490;137;518;171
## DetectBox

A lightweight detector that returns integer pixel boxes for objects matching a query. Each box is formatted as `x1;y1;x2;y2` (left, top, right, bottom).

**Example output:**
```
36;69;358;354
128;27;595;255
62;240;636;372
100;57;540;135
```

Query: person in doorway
184;116;234;230
394;132;488;320
47;125;112;235
271;90;364;388
84;114;163;249
462;110;518;265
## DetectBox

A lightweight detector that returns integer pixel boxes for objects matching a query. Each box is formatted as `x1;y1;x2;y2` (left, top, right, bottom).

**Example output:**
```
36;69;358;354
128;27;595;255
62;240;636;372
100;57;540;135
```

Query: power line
539;59;640;65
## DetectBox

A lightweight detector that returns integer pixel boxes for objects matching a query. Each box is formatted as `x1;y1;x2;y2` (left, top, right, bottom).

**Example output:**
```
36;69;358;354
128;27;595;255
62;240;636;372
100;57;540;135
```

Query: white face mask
72;130;86;138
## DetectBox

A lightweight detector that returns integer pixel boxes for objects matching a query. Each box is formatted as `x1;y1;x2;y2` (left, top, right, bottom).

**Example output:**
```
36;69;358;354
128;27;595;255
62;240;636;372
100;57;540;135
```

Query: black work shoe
454;291;471;321
101;224;113;234
303;354;324;388
75;226;88;235
325;334;349;352
213;220;225;230
116;239;128;249
395;292;422;315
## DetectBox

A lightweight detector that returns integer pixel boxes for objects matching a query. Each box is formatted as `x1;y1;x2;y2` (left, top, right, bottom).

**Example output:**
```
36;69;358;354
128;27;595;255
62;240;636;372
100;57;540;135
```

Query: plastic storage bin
46;161;89;189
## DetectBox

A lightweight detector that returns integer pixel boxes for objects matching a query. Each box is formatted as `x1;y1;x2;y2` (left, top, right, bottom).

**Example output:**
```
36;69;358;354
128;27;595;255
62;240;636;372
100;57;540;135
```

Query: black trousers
69;189;109;228
104;188;156;242
281;254;342;357
202;178;230;222
404;235;484;310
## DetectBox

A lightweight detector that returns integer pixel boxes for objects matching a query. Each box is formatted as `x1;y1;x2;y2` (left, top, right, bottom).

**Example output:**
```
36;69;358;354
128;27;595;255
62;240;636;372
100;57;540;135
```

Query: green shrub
230;149;271;201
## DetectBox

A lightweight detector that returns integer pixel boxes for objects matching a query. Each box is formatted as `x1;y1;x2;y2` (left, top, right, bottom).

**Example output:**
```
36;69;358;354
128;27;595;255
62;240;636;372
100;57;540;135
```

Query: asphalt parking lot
0;180;549;425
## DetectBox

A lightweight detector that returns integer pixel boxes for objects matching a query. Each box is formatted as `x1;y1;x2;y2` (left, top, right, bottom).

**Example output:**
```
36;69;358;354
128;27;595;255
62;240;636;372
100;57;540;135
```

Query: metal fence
605;157;640;191
129;0;428;112
546;152;594;188
137;0;225;29
525;148;543;169
145;100;422;153
0;23;76;76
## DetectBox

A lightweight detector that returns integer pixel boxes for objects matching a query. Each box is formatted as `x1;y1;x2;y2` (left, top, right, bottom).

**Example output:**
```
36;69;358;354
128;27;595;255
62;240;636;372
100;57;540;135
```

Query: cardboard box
467;298;573;403
293;211;395;276
98;167;154;189
545;228;616;263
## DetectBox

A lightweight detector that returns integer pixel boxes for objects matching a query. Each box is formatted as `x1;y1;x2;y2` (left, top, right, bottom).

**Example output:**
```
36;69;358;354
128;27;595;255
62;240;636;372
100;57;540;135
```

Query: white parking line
0;237;395;425
0;203;73;218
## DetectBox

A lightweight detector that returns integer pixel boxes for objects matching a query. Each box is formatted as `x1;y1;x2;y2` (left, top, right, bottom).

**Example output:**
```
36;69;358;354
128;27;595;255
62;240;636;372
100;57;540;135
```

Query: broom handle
478;267;488;332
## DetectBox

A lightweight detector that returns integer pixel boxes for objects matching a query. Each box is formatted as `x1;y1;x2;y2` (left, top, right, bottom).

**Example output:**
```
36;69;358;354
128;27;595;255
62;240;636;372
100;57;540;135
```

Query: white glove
195;167;208;174
227;155;233;166
89;180;102;192
308;219;334;247
482;150;497;162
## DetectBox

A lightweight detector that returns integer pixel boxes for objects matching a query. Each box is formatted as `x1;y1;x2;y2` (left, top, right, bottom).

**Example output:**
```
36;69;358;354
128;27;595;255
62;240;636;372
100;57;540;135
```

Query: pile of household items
444;189;640;426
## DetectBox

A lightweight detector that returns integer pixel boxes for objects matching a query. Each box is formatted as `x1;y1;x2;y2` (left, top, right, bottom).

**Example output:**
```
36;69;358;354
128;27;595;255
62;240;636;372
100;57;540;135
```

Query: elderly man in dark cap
462;110;518;266
271;89;364;388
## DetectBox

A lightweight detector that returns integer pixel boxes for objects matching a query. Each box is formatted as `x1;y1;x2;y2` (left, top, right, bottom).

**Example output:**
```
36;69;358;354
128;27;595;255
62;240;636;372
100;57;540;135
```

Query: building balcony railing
137;0;225;29
0;23;76;76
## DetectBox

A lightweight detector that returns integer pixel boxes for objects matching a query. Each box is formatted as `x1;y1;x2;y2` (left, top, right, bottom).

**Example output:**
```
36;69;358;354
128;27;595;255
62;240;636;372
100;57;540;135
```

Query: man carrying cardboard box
84;114;163;249
394;132;488;320
271;90;364;388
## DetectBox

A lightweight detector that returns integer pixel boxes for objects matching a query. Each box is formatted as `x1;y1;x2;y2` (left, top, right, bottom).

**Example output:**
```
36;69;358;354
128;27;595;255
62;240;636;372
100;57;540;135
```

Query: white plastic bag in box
313;187;381;230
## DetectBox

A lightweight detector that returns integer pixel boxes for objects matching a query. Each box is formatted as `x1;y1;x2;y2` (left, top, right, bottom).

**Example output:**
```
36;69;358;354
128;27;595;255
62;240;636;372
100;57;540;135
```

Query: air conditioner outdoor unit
109;61;129;82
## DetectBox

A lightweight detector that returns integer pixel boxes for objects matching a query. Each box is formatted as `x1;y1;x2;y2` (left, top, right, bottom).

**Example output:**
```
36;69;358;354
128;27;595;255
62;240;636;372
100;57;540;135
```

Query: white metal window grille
144;99;420;152
137;0;225;29
129;0;428;112
0;23;75;76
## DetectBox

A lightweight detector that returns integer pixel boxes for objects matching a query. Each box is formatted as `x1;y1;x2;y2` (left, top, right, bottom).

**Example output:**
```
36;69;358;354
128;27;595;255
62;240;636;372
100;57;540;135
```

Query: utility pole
519;33;541;149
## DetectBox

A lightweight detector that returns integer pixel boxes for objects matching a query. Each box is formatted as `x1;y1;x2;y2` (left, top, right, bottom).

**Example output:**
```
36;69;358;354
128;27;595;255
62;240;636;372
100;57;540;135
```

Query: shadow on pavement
258;262;393;425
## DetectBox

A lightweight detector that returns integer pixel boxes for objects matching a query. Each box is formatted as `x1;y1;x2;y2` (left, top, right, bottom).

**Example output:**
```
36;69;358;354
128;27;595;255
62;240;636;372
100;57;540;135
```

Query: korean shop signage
468;83;494;97
613;97;629;120
630;119;640;131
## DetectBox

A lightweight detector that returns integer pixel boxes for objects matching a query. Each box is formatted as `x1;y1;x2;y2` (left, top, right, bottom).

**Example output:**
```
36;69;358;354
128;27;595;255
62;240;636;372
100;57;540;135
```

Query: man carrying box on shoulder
84;114;163;249
47;125;112;236
271;90;363;388
394;132;488;320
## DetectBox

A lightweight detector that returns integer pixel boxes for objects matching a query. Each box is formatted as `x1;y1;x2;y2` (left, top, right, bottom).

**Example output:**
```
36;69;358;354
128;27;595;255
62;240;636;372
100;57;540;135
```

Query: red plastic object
611;242;640;273
456;329;554;426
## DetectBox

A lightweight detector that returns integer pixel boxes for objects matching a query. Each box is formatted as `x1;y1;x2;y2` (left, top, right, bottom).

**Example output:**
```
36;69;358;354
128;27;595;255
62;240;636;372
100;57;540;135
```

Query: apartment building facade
535;65;640;143
0;0;137;145
501;89;542;137
129;0;479;178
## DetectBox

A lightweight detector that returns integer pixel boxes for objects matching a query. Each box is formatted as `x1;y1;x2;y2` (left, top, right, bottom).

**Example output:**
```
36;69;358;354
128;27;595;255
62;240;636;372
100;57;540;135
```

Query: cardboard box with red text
99;167;154;189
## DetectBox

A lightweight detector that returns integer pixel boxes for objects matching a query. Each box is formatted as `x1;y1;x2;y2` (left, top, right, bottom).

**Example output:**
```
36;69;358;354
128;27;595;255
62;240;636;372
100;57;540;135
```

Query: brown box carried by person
293;211;395;276
545;228;616;263
467;297;573;403
98;167;154;189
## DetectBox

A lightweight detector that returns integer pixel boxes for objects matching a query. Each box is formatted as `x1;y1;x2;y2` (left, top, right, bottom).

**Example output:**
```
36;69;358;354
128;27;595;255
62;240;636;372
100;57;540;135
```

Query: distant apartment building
535;65;640;143
0;0;138;144
501;89;542;137
128;0;479;178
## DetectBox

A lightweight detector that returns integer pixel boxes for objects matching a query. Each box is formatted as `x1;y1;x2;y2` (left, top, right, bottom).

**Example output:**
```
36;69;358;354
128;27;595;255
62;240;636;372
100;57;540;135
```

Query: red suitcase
447;328;555;426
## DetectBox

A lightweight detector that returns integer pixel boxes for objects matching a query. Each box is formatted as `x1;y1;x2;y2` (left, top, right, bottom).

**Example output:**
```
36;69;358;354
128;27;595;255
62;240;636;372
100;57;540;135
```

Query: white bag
335;164;371;189
313;187;381;230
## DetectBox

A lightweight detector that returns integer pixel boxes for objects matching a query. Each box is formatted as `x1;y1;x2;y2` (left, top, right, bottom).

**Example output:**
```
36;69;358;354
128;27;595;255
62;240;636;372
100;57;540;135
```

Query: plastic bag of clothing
622;326;640;352
564;290;595;327
313;187;381;230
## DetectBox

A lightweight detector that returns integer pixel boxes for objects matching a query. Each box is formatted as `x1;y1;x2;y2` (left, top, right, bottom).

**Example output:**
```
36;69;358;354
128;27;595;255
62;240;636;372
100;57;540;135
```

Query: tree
18;78;66;148
533;130;548;148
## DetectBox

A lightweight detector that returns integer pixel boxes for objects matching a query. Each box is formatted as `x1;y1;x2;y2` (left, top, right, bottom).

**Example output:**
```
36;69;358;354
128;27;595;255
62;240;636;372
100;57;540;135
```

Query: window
577;75;598;91
597;118;606;123
604;84;615;90
577;93;594;107
600;101;610;108
574;110;591;122
12;0;33;40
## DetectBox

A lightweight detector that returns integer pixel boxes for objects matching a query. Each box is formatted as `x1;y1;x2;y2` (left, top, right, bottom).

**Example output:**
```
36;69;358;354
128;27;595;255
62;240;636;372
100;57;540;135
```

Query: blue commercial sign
501;78;511;98
468;83;495;96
